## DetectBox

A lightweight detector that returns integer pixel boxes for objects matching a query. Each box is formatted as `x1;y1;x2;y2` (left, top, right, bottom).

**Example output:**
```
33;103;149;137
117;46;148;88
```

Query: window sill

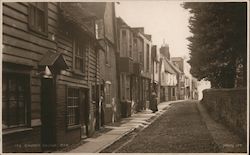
29;26;48;37
3;127;33;135
120;100;132;103
105;64;111;68
67;124;81;131
72;70;86;76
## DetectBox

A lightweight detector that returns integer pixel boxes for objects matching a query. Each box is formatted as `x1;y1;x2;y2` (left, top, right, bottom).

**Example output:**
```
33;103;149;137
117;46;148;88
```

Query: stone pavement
67;100;246;153
68;100;177;153
114;100;219;153
108;100;246;153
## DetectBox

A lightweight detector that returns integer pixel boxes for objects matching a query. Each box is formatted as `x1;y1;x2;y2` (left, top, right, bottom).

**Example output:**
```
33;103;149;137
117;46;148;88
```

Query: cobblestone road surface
103;100;219;153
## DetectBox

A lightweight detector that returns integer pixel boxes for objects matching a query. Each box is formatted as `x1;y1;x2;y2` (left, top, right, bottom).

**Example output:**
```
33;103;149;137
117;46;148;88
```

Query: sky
115;1;192;58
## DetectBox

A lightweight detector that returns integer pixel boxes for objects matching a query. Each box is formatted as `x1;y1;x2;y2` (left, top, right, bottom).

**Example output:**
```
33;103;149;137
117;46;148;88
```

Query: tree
183;2;247;88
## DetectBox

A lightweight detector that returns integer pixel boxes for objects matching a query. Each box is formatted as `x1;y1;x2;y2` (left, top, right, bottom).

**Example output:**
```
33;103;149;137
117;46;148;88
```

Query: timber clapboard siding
2;2;100;152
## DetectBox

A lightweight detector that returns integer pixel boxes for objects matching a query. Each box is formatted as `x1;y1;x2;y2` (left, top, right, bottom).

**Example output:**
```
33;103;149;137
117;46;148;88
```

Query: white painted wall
197;80;211;100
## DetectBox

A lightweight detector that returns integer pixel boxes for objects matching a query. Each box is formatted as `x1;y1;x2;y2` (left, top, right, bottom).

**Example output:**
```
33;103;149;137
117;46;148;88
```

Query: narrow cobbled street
103;100;219;153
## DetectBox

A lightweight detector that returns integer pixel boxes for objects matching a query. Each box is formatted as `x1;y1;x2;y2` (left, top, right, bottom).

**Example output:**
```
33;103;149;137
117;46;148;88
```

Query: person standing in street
150;91;158;113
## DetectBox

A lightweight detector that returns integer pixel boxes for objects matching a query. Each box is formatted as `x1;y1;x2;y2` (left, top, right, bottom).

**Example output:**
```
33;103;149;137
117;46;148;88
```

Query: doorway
95;84;100;130
100;83;105;127
80;89;89;139
41;78;56;151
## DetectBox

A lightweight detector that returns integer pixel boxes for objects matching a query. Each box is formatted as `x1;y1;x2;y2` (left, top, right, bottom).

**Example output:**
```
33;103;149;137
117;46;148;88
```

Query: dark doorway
95;84;100;130
168;87;172;101
41;78;56;151
80;89;89;139
100;83;105;127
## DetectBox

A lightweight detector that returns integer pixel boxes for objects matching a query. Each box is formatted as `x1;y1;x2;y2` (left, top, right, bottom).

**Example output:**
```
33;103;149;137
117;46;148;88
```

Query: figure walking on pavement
150;91;158;113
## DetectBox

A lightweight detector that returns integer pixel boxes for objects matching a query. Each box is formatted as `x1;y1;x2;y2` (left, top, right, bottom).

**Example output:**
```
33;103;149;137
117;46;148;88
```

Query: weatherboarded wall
2;2;99;152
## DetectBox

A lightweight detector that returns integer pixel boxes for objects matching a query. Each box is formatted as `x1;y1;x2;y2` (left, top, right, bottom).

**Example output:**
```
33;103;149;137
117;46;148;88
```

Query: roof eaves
165;58;182;74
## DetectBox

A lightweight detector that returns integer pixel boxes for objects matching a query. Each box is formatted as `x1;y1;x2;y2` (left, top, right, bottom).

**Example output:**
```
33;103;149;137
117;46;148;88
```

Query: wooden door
95;84;101;130
41;78;56;151
80;89;88;138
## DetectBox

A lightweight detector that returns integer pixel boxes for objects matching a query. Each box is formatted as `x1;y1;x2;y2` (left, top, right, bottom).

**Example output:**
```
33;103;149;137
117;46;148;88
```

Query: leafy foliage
183;2;247;88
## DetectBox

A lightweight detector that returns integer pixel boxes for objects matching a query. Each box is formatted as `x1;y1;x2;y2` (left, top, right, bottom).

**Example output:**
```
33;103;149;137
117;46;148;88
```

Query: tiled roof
39;51;69;70
163;58;175;74
165;58;182;74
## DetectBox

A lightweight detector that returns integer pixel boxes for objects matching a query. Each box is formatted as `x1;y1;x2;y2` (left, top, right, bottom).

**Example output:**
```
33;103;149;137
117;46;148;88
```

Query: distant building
131;27;145;113
116;18;153;116
151;45;160;103
85;2;119;126
171;57;184;72
132;27;152;110
116;17;134;117
191;78;199;100
159;56;178;101
159;43;183;101
170;57;185;99
197;80;211;100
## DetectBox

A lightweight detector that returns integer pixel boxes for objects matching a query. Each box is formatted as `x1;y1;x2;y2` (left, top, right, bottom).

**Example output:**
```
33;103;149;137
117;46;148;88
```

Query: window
92;84;96;104
156;63;158;73
140;40;144;64
146;44;150;71
145;80;149;100
122;30;126;37
129;33;133;58
133;39;138;60
120;74;125;100
67;87;80;126
2;73;29;129
126;75;130;100
29;2;48;35
105;44;111;65
73;39;88;73
139;51;143;64
129;45;132;58
105;83;111;105
172;87;176;97
133;39;137;47
95;19;104;40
